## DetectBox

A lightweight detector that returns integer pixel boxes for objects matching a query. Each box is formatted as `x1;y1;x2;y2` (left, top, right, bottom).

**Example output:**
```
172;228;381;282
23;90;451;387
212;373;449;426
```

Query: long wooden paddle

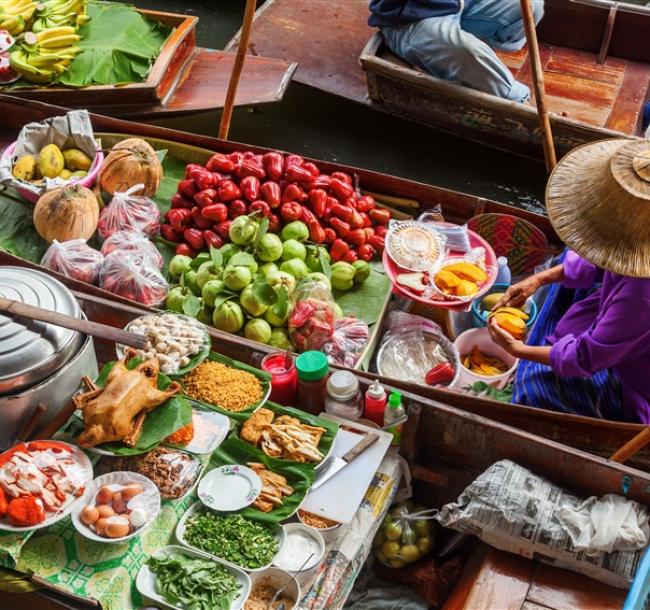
218;0;257;140
520;0;557;172
610;428;650;464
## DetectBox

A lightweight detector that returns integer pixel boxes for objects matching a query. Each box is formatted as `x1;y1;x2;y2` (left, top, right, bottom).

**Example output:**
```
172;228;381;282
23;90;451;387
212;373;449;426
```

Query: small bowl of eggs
72;471;161;543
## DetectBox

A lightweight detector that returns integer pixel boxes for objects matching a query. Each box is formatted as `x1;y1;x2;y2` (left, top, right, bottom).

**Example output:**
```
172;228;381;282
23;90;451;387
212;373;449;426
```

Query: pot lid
0;266;82;395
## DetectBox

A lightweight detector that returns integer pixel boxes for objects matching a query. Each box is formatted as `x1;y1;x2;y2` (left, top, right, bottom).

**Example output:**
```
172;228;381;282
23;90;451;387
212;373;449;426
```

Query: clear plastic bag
40;239;104;284
373;501;437;568
100;229;163;269
99;251;168;306
321;317;369;367
288;279;337;352
97;184;160;239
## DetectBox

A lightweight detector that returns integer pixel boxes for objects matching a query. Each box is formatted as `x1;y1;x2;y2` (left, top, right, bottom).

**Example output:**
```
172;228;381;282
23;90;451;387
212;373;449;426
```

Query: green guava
305;246;330;272
196;262;223;291
265;270;296;295
213;301;244;333
257;233;283;262
219;243;241;263
183;270;201;296
352;260;371;284
244;318;272;344
229;215;258;246
282;239;307;261
280;258;310;280
240;284;269;317
165;286;187;313
258;262;279;278
281;220;309;242
227;251;259;274
307;272;331;291
223;266;252;292
201;279;226;308
331;261;356;291
168;255;193;279
265;302;290;327
269;328;293;350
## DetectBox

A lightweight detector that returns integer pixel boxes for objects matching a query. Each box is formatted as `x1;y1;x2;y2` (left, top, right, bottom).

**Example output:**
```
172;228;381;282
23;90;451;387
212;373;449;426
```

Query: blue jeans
381;0;545;102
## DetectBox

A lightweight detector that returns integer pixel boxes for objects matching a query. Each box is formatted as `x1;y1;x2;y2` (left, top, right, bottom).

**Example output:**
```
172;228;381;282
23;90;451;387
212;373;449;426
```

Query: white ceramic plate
198;465;262;512
176;501;286;573
136;544;250;610
0;441;93;533
71;471;161;544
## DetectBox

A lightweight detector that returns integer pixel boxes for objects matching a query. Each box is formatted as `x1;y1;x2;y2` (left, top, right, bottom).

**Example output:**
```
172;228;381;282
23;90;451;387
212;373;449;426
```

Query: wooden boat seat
444;544;627;610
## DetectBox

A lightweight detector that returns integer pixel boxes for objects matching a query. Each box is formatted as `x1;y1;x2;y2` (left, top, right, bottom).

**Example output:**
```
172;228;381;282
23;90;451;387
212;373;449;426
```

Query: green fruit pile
373;501;435;569
164;214;370;349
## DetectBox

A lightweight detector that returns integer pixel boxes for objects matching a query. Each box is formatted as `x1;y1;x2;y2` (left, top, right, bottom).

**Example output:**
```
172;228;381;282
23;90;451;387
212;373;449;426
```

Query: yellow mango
482;292;505;310
435;269;461;290
12;154;36;181
59;168;72;180
496;306;529;321
38;144;64;178
455;279;479;297
63;148;92;171
442;262;487;283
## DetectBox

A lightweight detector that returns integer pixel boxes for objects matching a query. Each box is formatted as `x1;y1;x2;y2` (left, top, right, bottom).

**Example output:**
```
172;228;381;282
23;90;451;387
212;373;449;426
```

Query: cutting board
300;415;393;524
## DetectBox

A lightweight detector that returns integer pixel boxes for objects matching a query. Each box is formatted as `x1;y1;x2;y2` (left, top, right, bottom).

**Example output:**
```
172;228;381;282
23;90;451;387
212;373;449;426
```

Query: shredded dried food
298;510;339;529
244;582;294;610
182;360;263;412
247;462;294;512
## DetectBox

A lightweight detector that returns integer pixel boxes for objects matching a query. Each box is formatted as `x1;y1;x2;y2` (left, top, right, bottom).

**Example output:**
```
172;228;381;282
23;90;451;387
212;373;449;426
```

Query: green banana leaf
207;436;315;524
333;261;392;324
58;1;172;87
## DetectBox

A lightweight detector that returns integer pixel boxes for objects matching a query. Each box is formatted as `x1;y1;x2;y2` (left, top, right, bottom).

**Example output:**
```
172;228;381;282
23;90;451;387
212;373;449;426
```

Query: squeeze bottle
364;380;387;426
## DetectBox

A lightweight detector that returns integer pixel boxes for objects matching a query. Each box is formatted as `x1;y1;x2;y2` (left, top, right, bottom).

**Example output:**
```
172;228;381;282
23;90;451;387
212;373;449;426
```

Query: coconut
99;138;162;197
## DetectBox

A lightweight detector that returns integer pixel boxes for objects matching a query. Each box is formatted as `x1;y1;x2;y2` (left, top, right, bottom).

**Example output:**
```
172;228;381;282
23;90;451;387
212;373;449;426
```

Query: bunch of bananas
10;25;81;83
0;0;39;36
32;0;89;33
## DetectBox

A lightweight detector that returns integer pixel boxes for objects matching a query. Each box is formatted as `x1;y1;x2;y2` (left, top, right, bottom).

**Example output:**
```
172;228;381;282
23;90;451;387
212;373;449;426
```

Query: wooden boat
1;93;649;474
226;0;650;161
2;8;296;119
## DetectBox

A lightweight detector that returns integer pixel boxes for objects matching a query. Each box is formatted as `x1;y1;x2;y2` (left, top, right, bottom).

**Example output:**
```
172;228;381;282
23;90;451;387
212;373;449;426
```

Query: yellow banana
35;25;76;42
9;48;55;83
26;52;62;67
0;14;24;34
38;33;80;48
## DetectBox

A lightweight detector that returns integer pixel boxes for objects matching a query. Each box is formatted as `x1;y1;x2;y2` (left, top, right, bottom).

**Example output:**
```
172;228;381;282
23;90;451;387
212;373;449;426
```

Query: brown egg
121;483;144;502
80;505;99;525
96;504;115;519
105;520;130;539
112;492;128;514
95;486;114;505
94;517;110;535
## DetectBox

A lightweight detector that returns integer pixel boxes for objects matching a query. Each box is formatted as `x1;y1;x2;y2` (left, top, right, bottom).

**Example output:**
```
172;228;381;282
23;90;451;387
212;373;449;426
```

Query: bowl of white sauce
273;523;325;574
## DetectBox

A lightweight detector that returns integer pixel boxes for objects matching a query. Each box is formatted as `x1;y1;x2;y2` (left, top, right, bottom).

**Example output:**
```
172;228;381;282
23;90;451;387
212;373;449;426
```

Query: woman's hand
491;275;541;310
488;316;524;357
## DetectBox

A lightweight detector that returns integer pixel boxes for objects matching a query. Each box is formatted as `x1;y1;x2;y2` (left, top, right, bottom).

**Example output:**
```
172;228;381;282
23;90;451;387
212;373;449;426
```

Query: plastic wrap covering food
41;239;104;284
100;229;164;269
385;219;446;271
375;311;460;386
321;317;369;367
99;251;168;306
97;184;161;239
288;279;337;352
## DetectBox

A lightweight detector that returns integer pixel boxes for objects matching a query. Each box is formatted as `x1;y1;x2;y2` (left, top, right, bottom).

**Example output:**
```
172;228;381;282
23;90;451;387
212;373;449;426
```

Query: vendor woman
488;138;650;423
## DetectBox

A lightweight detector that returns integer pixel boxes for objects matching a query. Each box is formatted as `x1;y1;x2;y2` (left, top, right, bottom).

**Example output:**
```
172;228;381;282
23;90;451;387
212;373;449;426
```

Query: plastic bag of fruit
99;251;168;306
288;279;338;352
97;184;160;239
321;317;369;367
373;501;437;569
100;229;163;269
41;239;104;285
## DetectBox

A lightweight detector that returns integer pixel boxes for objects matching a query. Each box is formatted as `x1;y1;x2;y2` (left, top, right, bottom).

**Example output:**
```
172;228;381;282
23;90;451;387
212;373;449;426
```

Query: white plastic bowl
453;327;518;390
296;509;342;544
247;567;301;610
273;523;325;575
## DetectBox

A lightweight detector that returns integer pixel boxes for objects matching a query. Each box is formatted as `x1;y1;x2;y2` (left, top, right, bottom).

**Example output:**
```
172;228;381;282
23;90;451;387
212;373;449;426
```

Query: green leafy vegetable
148;551;241;610
184;510;279;569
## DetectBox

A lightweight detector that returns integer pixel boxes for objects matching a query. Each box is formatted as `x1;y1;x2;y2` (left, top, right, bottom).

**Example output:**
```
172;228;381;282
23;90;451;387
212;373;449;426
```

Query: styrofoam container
247;567;301;610
453;327;518;390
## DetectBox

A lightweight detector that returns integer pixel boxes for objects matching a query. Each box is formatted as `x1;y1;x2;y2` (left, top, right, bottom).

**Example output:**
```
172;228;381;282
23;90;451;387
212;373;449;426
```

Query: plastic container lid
366;380;386;400
388;391;402;409
327;370;359;401
296;351;329;382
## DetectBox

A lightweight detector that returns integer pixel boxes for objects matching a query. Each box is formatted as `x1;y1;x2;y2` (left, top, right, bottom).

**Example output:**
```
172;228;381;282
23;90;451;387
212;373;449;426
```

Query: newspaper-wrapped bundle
437;460;647;589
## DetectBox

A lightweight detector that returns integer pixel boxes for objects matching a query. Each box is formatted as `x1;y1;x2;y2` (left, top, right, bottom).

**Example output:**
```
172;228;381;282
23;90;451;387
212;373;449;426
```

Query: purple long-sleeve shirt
547;251;650;423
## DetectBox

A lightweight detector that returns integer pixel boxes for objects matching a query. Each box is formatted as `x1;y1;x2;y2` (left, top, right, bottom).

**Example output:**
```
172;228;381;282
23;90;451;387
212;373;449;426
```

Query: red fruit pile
161;150;389;261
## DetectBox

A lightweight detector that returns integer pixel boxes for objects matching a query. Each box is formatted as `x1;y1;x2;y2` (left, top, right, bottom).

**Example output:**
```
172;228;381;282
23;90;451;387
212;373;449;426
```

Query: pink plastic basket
2;140;103;202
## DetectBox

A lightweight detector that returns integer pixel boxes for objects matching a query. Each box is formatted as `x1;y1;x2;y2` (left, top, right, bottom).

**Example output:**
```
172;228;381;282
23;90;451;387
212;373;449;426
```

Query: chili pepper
308;189;328;218
189;167;215;191
376;225;388;237
364;227;375;240
357;243;376;261
218;180;241;202
331;171;352;185
330;238;349;261
191;206;212;229
206;153;235;173
240;175;261;202
268;214;281;233
160;224;180;242
330;177;354;201
425;362;455;386
285;164;315;182
285;154;304;168
185;163;204;179
193;188;217;208
306;174;331;190
362;213;372;228
176;242;197;258
171;193;193;209
343;249;358;263
201;203;229;223
203;230;224;250
282;183;306;203
214;220;232;239
178;179;198;199
263;152;284;180
356;195;376;212
259;181;281;208
369;208;391;225
239;158;266;179
329;218;350;238
330;202;353;222
324;227;337;244
349;210;365;229
249;200;272;217
228;199;248;219
309;220;326;243
167;208;191;231
280;202;302;223
184;228;205;251
369;234;385;253
347;228;367;247
301;207;317;224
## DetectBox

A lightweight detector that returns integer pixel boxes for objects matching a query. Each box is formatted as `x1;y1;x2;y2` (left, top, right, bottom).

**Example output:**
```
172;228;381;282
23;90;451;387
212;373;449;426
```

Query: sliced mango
462;345;508;376
435;269;461;290
442;262;487;283
496;306;529;321
455;279;479;297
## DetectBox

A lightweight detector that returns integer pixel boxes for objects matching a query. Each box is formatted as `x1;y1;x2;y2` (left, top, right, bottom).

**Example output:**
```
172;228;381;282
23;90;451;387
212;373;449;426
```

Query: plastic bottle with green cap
384;391;406;447
295;351;330;415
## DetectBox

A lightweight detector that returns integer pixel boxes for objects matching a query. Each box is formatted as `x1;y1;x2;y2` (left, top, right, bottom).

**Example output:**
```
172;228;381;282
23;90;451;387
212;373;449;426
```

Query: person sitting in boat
487;138;650;423
368;0;544;103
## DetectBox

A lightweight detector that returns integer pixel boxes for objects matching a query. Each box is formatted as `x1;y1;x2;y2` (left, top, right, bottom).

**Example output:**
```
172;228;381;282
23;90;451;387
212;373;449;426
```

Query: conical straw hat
546;138;650;277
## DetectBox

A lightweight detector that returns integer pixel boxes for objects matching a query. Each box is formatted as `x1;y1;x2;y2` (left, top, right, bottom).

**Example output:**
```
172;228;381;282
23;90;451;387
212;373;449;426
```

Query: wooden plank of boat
2;94;649;474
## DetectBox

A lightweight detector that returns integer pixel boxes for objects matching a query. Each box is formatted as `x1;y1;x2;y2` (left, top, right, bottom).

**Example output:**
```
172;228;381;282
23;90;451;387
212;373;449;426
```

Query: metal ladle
269;552;314;610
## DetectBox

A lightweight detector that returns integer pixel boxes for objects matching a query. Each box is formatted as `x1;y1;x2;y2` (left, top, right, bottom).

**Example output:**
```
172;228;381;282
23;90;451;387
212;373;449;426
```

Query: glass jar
325;370;363;420
296;351;330;415
261;352;298;406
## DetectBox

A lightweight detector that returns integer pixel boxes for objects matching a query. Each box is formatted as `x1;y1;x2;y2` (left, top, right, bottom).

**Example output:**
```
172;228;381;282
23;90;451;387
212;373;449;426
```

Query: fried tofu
241;408;274;445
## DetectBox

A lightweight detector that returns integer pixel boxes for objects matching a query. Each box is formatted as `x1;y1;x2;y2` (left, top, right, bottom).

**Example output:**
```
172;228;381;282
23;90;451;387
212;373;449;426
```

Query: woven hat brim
546;139;650;278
